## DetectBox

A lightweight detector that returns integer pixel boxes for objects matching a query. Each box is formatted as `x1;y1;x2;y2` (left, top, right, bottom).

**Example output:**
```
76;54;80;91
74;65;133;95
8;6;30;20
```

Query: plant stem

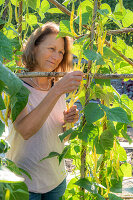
80;1;98;199
18;0;23;43
48;0;76;17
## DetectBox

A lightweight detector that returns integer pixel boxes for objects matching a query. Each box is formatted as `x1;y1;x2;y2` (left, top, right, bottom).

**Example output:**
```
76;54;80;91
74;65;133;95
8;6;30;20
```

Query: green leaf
96;53;105;65
57;31;74;38
103;47;118;60
84;103;104;124
0;19;6;25
122;9;133;27
40;152;60;162
94;136;105;154
19;168;32;180
40;0;50;13
59;128;72;142
27;0;39;10
101;3;111;14
26;14;38;26
10;85;30;122
47;8;64;14
0;121;5;137
60;20;70;32
121;129;132;144
0;32;13;61
78;123;98;143
108;193;123;200
106;107;129;124
117;145;127;161
0;94;5;110
0;63;22;96
120;163;132;177
75;13;90;25
77;0;93;16
100;130;114;150
6;158;32;181
0;0;5;6
59;145;70;164
83;49;97;61
97;9;109;15
9;182;29;200
0;167;24;183
75;178;97;194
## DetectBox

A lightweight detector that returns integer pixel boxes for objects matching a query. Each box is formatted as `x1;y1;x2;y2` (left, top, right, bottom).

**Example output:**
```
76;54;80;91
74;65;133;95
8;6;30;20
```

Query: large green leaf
0;121;5;137
0;94;5;110
10;85;30;122
75;12;90;25
78;123;98;143
103;47;118;60
77;0;93;16
0;32;13;62
59;145;70;164
75;178;97;194
84;103;104;124
27;0;40;10
47;8;64;14
8;182;29;200
26;14;38;26
59;128;72;142
0;64;22;96
107;107;129;124
0;167;24;183
108;193;123;200
5;159;32;180
83;49;97;61
120;163;132;177
122;9;133;27
94;135;105;154
100;130;114;150
40;0;50;13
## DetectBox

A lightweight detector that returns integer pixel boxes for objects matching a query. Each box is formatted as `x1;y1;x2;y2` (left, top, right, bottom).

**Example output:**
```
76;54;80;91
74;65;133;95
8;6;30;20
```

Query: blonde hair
22;22;72;72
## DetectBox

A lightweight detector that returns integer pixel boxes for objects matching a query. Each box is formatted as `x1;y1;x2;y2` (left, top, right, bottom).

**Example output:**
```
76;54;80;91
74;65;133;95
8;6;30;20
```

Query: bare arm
14;71;83;140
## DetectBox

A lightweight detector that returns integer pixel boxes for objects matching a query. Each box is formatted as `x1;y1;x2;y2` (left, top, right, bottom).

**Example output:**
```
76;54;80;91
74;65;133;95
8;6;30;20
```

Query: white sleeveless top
6;83;66;193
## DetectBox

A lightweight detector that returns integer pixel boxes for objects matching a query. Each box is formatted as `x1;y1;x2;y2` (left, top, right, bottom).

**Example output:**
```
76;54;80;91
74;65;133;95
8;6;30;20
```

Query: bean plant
0;0;133;199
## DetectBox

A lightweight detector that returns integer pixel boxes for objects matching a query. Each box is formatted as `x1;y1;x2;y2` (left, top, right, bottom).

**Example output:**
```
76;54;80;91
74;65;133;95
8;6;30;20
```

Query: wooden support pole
16;72;133;79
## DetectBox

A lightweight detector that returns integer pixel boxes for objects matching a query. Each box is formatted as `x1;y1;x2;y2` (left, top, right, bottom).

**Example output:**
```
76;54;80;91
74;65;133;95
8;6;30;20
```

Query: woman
6;22;83;200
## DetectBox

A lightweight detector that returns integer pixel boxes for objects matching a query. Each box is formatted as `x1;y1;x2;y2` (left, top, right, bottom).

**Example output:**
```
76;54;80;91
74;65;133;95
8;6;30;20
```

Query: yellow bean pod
70;3;78;37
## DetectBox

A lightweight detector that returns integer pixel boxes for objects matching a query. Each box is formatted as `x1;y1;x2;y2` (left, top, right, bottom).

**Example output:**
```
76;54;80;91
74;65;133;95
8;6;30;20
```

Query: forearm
14;86;62;140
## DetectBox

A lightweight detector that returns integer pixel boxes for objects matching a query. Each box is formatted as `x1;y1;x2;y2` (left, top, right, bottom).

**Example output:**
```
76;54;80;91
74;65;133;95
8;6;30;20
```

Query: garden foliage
0;0;133;199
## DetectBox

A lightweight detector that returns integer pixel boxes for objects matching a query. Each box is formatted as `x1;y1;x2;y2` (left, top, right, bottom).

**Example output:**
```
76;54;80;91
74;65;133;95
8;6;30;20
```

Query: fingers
64;106;79;123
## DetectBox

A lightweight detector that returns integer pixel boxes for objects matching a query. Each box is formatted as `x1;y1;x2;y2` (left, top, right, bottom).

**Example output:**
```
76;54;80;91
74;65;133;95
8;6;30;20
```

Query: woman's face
34;34;65;72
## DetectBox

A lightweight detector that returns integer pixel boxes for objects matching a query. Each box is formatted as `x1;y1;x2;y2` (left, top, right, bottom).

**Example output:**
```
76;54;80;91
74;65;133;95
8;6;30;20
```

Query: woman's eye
49;48;54;51
59;51;64;55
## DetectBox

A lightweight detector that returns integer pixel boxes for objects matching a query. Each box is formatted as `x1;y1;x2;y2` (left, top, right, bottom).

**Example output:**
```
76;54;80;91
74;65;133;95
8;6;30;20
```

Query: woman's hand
63;105;79;124
54;71;83;96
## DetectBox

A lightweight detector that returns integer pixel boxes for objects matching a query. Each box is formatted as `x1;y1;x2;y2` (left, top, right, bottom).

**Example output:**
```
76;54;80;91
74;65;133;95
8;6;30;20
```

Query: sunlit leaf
84;103;104;124
100;130;114;150
40;152;60;162
47;8;64;14
75;178;97;194
108;193;123;200
26;14;38;26
122;9;133;27
10;85;30;122
0;32;13;61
